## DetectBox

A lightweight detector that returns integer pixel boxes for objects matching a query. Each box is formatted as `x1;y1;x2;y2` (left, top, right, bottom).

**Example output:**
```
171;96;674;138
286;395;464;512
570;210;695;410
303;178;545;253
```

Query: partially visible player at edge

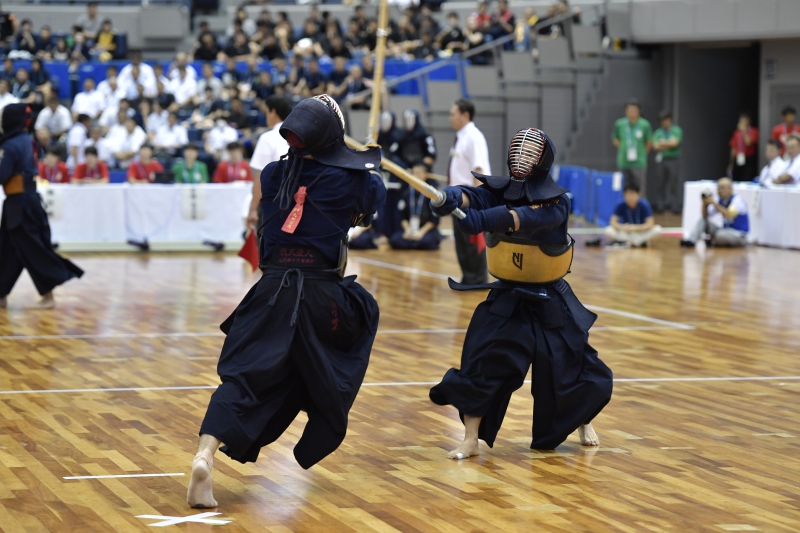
429;128;613;458
187;95;386;508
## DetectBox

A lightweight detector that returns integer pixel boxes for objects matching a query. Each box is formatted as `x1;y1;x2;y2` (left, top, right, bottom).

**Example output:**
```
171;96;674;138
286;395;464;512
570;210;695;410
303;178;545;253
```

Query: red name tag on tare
281;186;308;234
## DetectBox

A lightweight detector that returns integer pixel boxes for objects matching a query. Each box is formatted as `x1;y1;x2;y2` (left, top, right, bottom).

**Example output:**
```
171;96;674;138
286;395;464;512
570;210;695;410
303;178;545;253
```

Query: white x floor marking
137;512;232;527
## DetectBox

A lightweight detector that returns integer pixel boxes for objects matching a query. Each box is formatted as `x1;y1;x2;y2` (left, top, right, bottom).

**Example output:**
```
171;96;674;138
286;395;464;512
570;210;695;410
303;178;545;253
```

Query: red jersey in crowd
38;161;70;183
770;122;800;154
729;127;759;158
213;160;252;183
73;161;110;182
127;160;165;183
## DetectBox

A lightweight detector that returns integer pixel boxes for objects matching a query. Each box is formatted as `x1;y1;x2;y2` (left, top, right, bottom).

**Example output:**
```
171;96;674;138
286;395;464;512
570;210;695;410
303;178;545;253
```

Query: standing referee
447;99;491;285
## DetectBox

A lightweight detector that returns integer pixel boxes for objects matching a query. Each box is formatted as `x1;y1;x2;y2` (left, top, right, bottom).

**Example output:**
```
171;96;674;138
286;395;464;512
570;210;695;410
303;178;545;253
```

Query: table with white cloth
0;183;253;251
682;181;800;249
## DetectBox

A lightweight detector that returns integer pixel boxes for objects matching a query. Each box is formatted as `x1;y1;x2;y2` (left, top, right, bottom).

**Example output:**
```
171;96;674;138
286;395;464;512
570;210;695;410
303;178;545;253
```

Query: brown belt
2;174;24;195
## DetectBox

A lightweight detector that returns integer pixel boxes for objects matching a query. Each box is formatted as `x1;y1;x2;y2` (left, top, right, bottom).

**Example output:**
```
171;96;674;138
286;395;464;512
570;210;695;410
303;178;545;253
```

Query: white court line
64;473;184;480
351;256;451;280
2;376;800;395
585;305;694;330
0;332;224;341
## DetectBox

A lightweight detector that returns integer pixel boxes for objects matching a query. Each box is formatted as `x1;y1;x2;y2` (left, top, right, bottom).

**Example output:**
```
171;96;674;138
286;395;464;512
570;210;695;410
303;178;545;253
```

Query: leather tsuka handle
431;191;466;220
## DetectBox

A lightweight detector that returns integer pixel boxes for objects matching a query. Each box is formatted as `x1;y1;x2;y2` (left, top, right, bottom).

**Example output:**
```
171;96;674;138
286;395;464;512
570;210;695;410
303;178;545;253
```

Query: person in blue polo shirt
602;182;662;248
680;177;748;248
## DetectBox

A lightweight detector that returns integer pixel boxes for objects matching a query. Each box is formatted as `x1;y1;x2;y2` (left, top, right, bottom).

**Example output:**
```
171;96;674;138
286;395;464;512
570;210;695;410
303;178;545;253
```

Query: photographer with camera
680;177;748;248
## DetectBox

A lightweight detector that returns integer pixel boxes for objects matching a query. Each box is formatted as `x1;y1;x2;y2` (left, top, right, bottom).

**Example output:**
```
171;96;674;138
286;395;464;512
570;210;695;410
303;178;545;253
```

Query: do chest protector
485;232;574;285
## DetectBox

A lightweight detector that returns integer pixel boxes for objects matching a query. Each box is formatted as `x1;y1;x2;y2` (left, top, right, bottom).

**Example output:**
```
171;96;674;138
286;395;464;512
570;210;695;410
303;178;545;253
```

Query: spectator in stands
153;112;188;159
35;96;72;140
221;58;243;87
681;178;748;248
191;87;223;129
251;70;274;102
99;97;134;132
773;135;800;185
438;12;465;53
92;19;118;62
758;140;789;187
204;118;239;161
603;182;661;248
294;57;327;98
153;63;169;88
35;25;55;60
652;110;683;214
76;2;102;41
213;142;251;183
259;34;284;61
172;143;208;184
464;15;490;65
0;77;17;110
328;35;351;60
193;31;222;62
39;147;70;184
770;106;800;155
0;7;17;48
491;0;516;39
11;67;34;103
169;65;198;109
87;124;113;163
72;77;104;120
360;55;375;84
269;56;290;87
52;37;69;62
110;115;147;168
728;113;758;182
327;57;349;98
97;66;124;107
225;97;251;133
127;144;163;184
1;57;14;82
274;20;296;52
66;114;91;169
119;51;157;98
146;99;169;136
240;56;260;87
13;19;37;55
224;31;252;61
613;98;652;194
70;30;90;62
230;8;256;38
196;63;223;103
72;146;109;184
169;52;197;81
414;31;438;60
28;58;52;100
344;18;367;51
258;10;275;33
155;79;175;111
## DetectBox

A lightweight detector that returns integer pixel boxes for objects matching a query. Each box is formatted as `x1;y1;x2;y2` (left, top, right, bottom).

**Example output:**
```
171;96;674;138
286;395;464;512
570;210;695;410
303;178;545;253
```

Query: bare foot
187;451;218;509
447;438;480;460
28;293;55;310
0;296;6;309
579;423;600;446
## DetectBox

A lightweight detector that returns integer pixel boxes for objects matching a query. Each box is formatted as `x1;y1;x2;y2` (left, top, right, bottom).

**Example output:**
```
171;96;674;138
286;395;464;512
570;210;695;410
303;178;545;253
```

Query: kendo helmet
473;127;568;202
0;103;33;145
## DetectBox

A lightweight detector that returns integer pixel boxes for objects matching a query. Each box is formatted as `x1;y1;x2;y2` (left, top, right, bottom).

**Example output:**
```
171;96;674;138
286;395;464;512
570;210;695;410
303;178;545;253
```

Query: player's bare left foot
187;434;221;509
28;292;55;310
447;414;482;459
579;423;600;446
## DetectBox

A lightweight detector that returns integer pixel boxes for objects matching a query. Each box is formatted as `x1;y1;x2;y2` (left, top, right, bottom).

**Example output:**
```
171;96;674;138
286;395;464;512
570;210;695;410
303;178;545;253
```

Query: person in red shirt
38;147;71;183
71;146;110;184
728;113;759;182
127;144;164;184
770;106;800;155
212;141;252;183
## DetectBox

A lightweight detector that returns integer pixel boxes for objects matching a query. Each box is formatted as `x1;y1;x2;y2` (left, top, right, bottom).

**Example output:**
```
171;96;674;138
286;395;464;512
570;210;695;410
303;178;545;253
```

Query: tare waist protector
485;232;574;284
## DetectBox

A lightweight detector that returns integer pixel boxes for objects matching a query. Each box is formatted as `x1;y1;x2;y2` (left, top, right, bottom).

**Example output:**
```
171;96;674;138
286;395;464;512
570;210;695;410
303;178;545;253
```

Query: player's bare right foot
27;293;55;310
447;438;480;460
579;423;600;446
187;452;218;509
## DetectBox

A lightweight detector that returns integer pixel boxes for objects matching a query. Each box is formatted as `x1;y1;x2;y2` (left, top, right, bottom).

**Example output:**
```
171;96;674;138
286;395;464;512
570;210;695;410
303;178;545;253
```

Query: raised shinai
429;128;613;459
187;95;386;507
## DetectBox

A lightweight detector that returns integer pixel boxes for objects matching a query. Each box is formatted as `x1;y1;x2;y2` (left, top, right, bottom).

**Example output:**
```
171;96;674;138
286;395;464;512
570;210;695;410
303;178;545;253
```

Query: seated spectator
38;147;70;183
204;118;239;160
224;31;252;61
98;97;134;132
327;56;350;97
36;25;55;59
225;97;252;132
389;173;442;250
771;106;800;155
213;142;251;183
168;65;198;108
70;30;90;62
259;34;284;61
72;77;104;120
155;80;175;111
360;55;375;83
294;19;327;58
152;112;188;158
153;63;169;87
438;12;465;53
681;178;748;248
0;10;17;48
274;20;296;52
251;70;274;102
66;113;91;169
110;116;147;168
35;128;52;152
11;67;34;103
119;51;157;98
190;86;224;129
229;7;256;38
221;57;243;88
195;62;222;103
758;140;789;187
52;37;69;62
328;35;351;60
168;52;197;81
14;19;37;55
35;96;72;139
269;56;290;86
126;145;162;183
76;2;102;41
72;146;109;184
773;135;800;185
146;99;170;136
414;31;437;60
91;19;117;62
728;113;759;182
29;58;52;99
344;19;367;51
602;183;662;248
338;66;369;109
193;31;221;62
491;0;516;39
0;78;18;109
1;57;14;83
97;66;124;107
86;124;113;163
172;143;208;184
294;57;327;98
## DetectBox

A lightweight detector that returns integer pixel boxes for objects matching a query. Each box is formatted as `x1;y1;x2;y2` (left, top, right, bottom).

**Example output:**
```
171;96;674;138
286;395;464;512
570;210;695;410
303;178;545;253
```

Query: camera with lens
701;190;713;199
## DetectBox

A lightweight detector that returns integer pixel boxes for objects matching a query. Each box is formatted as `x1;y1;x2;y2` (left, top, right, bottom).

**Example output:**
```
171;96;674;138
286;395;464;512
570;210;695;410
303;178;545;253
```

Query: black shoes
679;240;695;248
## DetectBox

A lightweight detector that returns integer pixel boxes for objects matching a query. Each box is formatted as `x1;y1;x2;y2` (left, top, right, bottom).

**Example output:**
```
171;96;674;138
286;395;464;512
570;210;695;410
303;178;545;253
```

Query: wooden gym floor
1;234;799;532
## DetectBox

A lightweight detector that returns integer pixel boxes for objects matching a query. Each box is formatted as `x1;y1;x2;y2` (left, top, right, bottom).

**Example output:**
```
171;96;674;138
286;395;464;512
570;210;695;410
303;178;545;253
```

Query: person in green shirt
172;143;209;184
612;98;652;195
652;110;683;213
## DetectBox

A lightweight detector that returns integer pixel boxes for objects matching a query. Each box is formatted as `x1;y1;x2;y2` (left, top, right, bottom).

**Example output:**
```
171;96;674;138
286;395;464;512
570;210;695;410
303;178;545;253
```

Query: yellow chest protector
485;232;574;284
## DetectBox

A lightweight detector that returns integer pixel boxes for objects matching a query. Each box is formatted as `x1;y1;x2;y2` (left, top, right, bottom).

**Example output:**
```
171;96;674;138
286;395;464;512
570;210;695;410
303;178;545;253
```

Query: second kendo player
429;128;613;459
388;165;443;250
187;95;386;508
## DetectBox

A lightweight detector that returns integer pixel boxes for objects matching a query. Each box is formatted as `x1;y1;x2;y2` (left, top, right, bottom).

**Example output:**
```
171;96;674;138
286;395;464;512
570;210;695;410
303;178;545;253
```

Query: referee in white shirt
447;99;491;284
247;95;293;230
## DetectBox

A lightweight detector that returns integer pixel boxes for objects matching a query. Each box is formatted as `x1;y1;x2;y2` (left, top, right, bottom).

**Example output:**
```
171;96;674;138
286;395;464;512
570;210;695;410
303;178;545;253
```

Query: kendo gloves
431;186;463;216
458;206;515;235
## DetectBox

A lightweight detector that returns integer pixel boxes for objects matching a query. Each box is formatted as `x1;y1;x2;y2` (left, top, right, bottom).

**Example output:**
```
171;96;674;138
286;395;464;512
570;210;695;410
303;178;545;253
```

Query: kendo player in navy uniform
429;128;613;459
188;95;386;508
0;103;83;309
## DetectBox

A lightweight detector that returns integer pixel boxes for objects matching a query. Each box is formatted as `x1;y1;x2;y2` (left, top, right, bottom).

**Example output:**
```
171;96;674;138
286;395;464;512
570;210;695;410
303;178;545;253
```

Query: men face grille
508;128;545;178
